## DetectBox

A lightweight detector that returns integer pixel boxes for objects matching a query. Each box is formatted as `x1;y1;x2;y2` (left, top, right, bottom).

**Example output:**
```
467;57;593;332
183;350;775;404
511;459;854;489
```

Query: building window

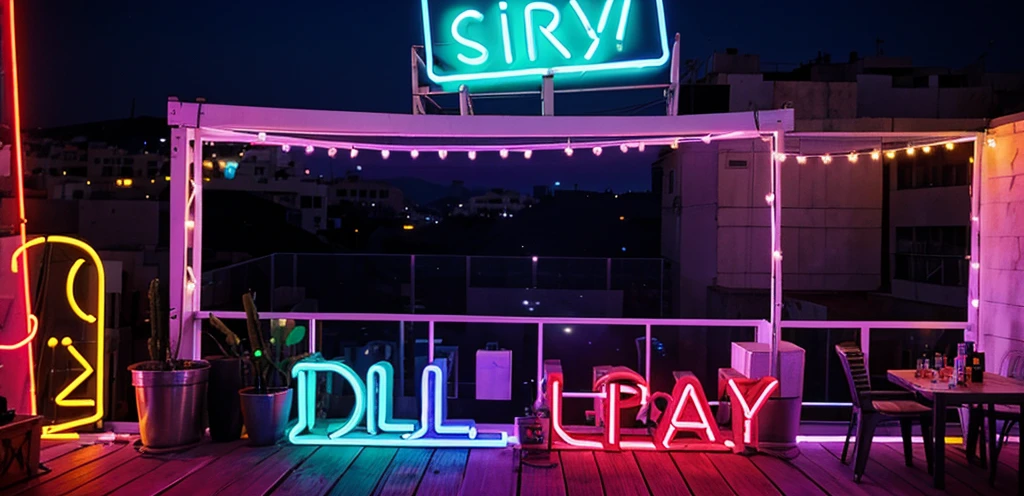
379;190;390;199
123;158;134;165
120;166;133;176
350;189;358;197
369;190;378;199
254;166;266;176
102;158;111;165
338;189;347;197
313;197;323;208
894;226;967;286
101;166;114;177
895;145;971;189
93;158;101;164
300;196;313;209
359;190;367;198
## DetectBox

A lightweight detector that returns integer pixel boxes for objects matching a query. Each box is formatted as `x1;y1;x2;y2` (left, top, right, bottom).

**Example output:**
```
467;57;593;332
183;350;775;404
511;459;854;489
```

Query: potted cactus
235;292;309;445
205;315;246;442
128;279;210;449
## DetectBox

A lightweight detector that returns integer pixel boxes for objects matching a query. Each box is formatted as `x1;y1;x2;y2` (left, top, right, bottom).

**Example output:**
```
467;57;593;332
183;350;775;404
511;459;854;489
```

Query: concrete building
328;174;406;214
457;189;535;217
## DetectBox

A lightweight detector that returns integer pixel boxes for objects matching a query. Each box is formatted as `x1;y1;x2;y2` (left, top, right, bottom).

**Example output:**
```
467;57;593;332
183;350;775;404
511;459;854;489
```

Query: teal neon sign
421;0;669;87
289;359;508;448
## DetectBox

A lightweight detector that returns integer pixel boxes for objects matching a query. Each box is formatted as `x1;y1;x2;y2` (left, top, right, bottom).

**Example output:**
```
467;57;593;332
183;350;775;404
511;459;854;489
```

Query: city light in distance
564;327;572;334
403;225;414;230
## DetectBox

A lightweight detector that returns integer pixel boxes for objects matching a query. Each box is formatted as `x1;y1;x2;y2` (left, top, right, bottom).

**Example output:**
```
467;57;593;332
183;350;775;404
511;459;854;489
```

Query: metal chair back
999;350;1024;380
836;342;871;410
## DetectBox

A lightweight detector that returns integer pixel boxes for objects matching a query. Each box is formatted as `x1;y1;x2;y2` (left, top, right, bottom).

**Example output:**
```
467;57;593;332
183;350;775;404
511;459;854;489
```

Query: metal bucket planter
129;360;210;449
239;387;293;446
205;356;246;442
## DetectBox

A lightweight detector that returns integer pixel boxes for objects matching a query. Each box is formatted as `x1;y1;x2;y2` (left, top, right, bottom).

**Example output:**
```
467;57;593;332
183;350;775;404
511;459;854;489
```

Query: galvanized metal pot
239;387;292;446
129;360;210;449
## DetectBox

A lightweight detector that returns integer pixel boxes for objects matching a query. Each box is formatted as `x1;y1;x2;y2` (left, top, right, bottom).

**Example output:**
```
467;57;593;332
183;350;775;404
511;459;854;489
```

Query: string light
772;250;783;261
305;145;315;155
638;143;646;152
796;156;807;164
327;148;338;158
523;150;533;159
350;148;359;159
438;150;448;160
281;144;291;153
410;150;419;159
764;193;775;204
700;135;712;144
821;154;832;164
592;146;603;156
500;149;509;159
671;139;679;149
945;142;955;150
620;144;629;153
871;150;881;161
468;151;477;160
922;145;931;154
987;138;996;148
774;153;786;162
886;150;896;159
971;299;980;308
971;262;980;270
564;146;574;157
381;150;390;160
906;147;915;156
847;152;858;163
257;132;267;142
186;220;195;229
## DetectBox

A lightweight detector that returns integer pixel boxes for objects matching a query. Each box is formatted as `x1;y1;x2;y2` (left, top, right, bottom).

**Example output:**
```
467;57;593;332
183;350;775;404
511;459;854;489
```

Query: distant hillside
382;177;487;205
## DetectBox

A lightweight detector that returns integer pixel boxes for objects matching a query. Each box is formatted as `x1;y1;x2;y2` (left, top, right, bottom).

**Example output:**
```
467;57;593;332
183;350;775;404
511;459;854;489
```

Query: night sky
13;0;1020;192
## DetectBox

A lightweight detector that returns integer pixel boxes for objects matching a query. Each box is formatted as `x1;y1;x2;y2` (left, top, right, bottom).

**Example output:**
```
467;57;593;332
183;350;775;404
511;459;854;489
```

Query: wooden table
0;415;43;488
888;370;1024;493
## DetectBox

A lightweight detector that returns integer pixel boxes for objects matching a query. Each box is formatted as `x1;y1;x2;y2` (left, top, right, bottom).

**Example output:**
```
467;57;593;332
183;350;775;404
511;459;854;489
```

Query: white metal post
541;75;554;116
666;33;680;116
169;126;201;360
307;318;317;355
458;85;471;116
645;324;652;386
967;133;983;346
411;47;425;115
537;323;544;401
769;132;785;378
428;320;435;362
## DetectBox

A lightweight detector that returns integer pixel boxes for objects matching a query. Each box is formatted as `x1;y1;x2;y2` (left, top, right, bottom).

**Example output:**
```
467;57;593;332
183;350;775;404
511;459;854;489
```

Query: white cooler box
731;341;806;449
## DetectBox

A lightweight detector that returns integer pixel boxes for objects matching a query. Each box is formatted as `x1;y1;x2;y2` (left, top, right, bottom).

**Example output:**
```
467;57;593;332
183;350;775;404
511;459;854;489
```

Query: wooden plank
372;448;432;496
457;449;515;496
161;444;281;496
272;446;362;496
633;451;691;496
21;440;141;496
706;454;781;495
945;444;1018;492
519;452;565;496
859;442;982;496
415;449;468;496
39;442;84;463
930;447;1005;496
107;440;244;496
71;455;166;495
560;451;604;496
2;442;123;493
786;443;879;496
670;453;733;496
818;442;928;496
216;445;317;495
326;447;398;496
594;451;648;496
749;454;827;496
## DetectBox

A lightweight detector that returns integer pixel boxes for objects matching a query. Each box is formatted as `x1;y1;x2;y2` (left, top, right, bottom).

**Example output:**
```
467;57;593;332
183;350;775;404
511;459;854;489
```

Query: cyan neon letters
290;359;507;448
452;10;489;65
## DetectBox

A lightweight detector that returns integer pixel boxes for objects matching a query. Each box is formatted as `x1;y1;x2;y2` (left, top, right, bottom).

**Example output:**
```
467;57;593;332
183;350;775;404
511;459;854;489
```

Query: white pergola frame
166;100;987;378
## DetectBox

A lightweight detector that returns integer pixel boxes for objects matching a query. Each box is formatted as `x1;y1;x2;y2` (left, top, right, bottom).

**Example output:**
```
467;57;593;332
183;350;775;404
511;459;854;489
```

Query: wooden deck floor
3;438;1019;495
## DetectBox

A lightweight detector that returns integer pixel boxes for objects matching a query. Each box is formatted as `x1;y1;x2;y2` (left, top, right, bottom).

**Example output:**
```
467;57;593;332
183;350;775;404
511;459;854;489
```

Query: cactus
147;279;169;364
237;292;309;393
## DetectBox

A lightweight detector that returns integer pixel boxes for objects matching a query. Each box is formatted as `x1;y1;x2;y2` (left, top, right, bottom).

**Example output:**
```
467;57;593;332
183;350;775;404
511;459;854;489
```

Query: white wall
979;115;1024;368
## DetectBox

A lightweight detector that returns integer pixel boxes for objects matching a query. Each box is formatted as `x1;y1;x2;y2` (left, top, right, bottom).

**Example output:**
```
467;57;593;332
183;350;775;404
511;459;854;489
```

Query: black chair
965;350;1024;484
835;343;934;482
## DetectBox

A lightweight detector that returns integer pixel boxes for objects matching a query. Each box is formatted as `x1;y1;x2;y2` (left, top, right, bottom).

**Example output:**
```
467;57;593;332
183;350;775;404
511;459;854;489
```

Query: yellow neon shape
3;237;46;351
66;258;97;323
53;339;96;408
38;235;105;440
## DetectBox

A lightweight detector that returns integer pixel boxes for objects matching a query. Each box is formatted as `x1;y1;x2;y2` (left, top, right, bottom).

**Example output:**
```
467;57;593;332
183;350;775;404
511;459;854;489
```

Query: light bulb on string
350;148;359;159
922;145;932;154
523;149;533;159
468;151;477;161
847;152;858;163
500;149;509;159
945;142;955;150
438;150;448;160
871;150;881;161
410;150;419;159
906;147;915;156
327;148;338;158
305;145;315;155
638;143;646;152
381;149;390;160
775;153;786;162
700;135;712;144
971;262;980;270
821;154;832;164
987;138;996;148
765;193;775;204
564;146;574;157
620;144;629;153
796;156;807;164
592;146;603;156
886;150;896;159
257;132;267;142
281;144;291;153
671;139;679;149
